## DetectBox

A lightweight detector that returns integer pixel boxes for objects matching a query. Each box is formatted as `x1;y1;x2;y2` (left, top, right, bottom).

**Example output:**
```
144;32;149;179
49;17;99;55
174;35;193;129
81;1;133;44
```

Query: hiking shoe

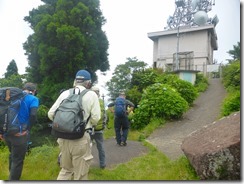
100;165;106;169
120;142;127;146
117;143;122;146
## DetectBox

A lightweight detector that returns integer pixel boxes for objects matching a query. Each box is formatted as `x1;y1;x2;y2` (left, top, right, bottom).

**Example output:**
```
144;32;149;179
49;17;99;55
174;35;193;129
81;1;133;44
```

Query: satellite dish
194;11;208;26
211;14;219;27
191;0;200;11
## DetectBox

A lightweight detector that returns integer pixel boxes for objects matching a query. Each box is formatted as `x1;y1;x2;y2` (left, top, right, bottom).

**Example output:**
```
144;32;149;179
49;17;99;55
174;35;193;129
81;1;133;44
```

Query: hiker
1;82;39;180
90;86;107;169
48;69;101;180
108;92;134;146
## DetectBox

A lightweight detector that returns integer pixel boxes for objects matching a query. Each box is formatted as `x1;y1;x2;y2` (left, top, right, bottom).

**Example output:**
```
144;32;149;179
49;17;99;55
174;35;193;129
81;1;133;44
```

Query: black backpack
51;88;90;140
0;87;27;135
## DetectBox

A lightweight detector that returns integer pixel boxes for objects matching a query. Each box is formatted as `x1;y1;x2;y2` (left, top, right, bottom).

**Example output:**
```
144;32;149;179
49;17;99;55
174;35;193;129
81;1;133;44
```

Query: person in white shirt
48;69;101;180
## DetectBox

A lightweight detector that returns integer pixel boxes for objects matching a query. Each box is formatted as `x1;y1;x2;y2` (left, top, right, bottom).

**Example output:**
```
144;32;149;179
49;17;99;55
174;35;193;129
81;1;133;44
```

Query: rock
181;111;240;180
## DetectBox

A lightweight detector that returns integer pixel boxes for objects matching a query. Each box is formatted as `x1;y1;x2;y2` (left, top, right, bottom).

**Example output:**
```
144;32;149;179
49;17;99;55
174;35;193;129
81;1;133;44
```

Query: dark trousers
5;134;28;180
114;116;130;144
90;132;106;168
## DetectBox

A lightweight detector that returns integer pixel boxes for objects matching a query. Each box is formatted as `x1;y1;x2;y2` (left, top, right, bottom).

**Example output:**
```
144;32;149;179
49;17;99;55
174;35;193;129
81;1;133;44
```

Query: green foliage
89;143;199;180
220;59;240;117
126;86;142;107
221;90;240;116
194;73;209;92
30;104;51;135
0;140;199;180
132;83;188;129
156;74;198;105
106;57;148;98
131;68;160;91
23;0;109;107
226;42;240;62
37;105;50;125
4;60;19;78
0;74;24;88
136;118;166;141
0;140;6;148
0;145;60;180
222;60;240;91
127;68;161;106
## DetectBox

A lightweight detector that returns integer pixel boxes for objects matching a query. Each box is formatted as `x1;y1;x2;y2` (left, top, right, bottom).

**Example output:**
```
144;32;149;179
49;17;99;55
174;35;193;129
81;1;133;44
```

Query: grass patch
0;118;198;180
89;141;199;180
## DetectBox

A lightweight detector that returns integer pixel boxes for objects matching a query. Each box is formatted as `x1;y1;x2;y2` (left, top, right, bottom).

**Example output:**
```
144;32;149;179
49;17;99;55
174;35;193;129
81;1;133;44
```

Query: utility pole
176;26;180;71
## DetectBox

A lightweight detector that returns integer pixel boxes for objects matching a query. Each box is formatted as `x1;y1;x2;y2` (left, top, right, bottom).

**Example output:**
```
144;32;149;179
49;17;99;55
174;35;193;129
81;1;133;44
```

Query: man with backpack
90;86;108;169
108;92;134;146
0;82;39;180
48;69;101;180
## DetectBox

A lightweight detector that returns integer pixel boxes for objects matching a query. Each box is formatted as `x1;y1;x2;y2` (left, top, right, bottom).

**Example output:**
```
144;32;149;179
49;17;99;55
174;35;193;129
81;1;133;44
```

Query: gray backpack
51;88;90;140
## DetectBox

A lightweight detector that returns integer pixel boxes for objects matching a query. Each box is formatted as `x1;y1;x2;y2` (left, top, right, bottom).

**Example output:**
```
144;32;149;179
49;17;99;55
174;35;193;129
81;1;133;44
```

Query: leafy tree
106;57;148;98
131;68;161;92
0;74;23;88
126;68;162;107
23;0;109;106
4;60;18;79
227;42;240;63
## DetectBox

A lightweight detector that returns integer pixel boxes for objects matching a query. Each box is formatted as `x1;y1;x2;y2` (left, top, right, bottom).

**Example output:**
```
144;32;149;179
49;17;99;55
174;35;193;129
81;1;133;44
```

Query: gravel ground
91;78;227;168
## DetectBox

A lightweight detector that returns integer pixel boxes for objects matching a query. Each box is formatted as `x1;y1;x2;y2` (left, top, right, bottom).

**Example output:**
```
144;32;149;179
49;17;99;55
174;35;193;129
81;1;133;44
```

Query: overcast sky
0;0;241;85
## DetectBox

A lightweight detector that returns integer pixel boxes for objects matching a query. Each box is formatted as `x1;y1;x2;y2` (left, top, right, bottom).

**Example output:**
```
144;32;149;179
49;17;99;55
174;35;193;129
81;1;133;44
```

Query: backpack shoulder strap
79;89;90;97
76;89;90;107
79;89;91;123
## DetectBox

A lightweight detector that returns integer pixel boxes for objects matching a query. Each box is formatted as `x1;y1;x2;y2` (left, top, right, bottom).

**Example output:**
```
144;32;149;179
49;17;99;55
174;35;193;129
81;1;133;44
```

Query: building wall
149;25;217;75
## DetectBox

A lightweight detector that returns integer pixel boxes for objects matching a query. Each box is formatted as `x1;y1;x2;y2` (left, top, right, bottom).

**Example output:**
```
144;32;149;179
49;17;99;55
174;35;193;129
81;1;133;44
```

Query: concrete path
91;78;227;168
146;78;227;160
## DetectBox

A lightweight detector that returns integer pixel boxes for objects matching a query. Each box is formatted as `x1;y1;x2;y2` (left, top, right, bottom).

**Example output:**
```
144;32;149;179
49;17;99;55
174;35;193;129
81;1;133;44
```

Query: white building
148;24;218;79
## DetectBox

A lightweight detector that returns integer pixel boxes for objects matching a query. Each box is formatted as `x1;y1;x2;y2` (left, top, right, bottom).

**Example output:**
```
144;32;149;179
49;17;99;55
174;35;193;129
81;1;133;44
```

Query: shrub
221;90;240;116
194;73;209;92
132;83;188;129
156;74;198;105
31;104;50;134
222;60;240;91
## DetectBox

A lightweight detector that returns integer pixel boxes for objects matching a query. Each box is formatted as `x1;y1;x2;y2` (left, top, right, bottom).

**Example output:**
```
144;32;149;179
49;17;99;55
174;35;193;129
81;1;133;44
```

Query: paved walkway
91;78;227;167
146;78;227;160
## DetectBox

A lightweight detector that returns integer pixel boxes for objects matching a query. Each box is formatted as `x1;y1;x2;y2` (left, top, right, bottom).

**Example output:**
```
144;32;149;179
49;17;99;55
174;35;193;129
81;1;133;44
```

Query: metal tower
166;0;216;30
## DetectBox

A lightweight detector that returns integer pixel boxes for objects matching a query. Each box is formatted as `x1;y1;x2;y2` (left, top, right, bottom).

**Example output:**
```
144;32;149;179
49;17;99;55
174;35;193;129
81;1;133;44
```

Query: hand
0;134;4;141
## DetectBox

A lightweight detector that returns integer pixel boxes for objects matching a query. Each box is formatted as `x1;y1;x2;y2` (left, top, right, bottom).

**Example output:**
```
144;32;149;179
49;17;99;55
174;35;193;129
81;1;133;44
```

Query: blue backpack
114;97;126;118
0;87;27;135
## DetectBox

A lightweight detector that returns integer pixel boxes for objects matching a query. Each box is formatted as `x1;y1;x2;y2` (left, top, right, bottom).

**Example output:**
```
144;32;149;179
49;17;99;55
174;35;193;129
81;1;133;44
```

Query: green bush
31;105;50;134
132;83;188;129
221;90;240;116
222;61;240;91
194;73;209;92
156;74;198;105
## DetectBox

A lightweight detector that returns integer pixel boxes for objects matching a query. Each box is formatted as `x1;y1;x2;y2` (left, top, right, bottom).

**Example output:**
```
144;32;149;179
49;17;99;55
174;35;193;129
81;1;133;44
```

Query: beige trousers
56;132;93;180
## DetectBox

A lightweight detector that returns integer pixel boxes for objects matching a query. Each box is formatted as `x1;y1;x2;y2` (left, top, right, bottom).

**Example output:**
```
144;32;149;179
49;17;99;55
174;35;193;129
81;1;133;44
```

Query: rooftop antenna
165;0;217;30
